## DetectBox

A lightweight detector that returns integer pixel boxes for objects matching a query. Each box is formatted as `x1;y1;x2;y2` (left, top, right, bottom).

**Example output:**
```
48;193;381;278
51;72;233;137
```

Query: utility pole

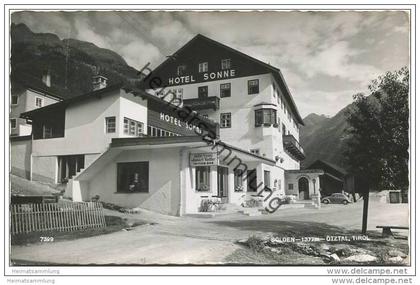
361;177;369;234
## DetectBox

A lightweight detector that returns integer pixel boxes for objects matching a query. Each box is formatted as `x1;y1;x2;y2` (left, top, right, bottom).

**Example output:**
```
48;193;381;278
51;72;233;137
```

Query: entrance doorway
298;177;310;200
217;166;228;203
58;155;85;183
247;169;257;192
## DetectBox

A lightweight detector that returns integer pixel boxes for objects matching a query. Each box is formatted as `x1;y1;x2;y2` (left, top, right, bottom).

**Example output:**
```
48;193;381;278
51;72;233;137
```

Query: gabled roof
20;82;218;128
20;83;124;119
146;34;304;125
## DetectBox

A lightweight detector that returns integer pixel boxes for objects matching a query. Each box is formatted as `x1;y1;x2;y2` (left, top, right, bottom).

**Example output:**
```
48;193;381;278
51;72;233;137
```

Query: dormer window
35;97;43;108
198;62;208;73
11;94;18;105
177;65;186;76
221;59;231;70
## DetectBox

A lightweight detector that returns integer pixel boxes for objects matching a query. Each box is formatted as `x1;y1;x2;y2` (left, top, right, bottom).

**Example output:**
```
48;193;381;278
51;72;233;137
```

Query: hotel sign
190;152;219;166
159;112;203;134
168;69;236;85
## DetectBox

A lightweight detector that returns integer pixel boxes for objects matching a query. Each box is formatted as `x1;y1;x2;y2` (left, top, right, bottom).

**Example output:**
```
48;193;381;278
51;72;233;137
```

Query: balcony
183;96;220;111
283;134;305;161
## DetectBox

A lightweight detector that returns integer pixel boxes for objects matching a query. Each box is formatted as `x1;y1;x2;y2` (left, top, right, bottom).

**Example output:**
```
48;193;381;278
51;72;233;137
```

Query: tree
345;67;409;191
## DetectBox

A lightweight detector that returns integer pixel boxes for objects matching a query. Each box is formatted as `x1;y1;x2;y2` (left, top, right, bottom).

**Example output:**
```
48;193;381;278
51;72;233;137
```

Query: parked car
321;193;352;205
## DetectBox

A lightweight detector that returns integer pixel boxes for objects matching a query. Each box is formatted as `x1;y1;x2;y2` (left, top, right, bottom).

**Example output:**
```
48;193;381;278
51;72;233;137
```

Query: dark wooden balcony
183;96;220;111
283;134;305;161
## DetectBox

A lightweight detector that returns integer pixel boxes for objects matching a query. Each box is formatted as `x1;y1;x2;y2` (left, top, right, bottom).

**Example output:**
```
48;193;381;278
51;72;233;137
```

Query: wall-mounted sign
168;69;236;85
159;112;203;134
190;152;219;166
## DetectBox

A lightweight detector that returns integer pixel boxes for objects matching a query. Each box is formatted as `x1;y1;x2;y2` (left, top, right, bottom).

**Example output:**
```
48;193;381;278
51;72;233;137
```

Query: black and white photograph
2;2;417;284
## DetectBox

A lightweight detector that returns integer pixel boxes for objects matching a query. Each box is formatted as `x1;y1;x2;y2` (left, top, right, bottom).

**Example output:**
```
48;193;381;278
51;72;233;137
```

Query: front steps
293;200;320;209
186;200;321;218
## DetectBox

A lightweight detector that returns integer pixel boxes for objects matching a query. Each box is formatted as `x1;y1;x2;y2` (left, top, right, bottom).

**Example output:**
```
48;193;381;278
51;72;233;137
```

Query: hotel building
13;34;323;216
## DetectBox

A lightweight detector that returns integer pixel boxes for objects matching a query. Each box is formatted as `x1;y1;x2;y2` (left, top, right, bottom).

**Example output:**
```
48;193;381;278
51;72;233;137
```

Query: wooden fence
10;201;106;235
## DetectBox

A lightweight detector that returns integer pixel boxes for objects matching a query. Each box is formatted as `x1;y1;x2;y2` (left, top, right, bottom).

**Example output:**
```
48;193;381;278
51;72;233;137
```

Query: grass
11;215;147;246
225;230;409;266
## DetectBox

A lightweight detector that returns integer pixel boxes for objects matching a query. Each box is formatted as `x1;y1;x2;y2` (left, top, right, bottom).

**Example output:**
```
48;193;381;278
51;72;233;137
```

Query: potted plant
197;184;209;192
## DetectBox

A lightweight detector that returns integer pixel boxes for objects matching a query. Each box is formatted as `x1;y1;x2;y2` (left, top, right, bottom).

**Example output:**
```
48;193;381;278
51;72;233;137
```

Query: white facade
10;87;61;137
147;73;301;171
31;88;148;183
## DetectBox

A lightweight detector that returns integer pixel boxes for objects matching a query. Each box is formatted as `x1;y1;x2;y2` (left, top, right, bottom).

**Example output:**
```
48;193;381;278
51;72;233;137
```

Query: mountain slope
11;23;140;97
300;108;350;169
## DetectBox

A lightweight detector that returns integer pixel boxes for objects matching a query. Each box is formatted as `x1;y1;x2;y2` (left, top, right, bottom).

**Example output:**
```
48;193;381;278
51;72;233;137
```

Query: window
250;149;260;156
248;79;259;94
124;117;144;136
137;122;144;134
35;97;43;108
234;169;244;191
288;183;294;190
10;118;16;129
221;59;231;70
255;109;277;126
167;88;183;102
43;125;53;139
177;65;186;76
220;83;231;98
198;86;208;98
117;162;149;193
264;170;271;189
198;62;208;73
196;166;210;191
105;117;116;133
220;112;231;128
282;124;286;136
147;126;175;137
176;88;183;101
11;95;18;105
130;121;136;135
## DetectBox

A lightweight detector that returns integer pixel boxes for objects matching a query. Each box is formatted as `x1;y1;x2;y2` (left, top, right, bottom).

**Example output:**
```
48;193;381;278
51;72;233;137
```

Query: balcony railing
182;96;220;111
283;134;305;161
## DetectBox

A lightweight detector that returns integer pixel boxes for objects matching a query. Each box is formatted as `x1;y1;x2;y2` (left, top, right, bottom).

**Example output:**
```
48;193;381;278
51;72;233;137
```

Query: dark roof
147;34;304;125
110;136;276;164
254;102;277;107
20;83;218;129
10;135;32;141
307;159;348;176
20;83;124;119
111;136;204;148
11;72;73;100
285;169;324;174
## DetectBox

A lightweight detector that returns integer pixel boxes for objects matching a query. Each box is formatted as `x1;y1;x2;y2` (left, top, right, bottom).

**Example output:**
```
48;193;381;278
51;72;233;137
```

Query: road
10;201;409;265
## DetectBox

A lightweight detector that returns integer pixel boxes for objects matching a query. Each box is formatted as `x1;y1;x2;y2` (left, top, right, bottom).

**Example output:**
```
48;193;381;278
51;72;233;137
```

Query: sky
11;11;410;117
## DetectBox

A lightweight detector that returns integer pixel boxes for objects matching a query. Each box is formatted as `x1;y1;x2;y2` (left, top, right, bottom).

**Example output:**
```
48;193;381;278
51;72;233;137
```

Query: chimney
42;70;51;87
92;75;108;91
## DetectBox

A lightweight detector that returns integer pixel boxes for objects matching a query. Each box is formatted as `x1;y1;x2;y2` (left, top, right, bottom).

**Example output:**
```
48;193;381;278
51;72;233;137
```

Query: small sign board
190;152;218;166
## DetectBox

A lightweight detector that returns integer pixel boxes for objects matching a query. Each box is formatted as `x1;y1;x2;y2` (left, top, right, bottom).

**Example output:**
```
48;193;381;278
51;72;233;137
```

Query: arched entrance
298;177;310;200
